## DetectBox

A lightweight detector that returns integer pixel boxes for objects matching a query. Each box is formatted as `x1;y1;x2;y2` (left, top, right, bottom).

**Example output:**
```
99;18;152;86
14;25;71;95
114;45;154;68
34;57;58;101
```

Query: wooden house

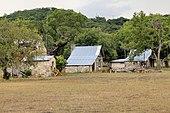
65;46;103;73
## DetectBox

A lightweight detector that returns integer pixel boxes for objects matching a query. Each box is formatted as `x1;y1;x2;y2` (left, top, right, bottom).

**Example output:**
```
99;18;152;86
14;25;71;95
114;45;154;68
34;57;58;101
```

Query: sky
0;0;170;19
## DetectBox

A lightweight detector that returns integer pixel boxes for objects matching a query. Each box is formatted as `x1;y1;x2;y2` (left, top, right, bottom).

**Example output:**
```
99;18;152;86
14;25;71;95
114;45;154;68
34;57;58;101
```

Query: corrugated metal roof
111;58;128;63
111;49;152;62
66;46;102;66
131;49;152;61
33;56;54;61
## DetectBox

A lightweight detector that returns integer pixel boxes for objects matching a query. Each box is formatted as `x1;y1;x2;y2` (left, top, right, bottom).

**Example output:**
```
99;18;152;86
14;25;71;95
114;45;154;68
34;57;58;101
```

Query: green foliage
0;19;41;78
55;55;67;71
44;9;88;56
115;11;170;69
1;8;129;62
0;8;57;37
87;16;129;33
1;8;56;21
21;69;32;78
75;28;117;61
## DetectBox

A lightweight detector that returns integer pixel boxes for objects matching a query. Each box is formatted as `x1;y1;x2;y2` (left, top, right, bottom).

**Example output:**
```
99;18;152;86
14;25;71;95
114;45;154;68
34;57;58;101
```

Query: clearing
0;72;170;113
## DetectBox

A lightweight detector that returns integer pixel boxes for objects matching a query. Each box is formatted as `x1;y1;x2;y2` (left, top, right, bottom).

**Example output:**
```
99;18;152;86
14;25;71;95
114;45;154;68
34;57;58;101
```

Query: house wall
110;61;146;71
65;53;103;73
6;63;30;77
1;57;56;78
65;66;91;73
30;57;56;77
110;62;125;70
125;62;141;69
94;54;103;71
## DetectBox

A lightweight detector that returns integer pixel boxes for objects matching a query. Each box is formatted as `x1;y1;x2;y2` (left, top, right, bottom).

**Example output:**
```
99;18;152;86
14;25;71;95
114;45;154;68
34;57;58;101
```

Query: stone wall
111;62;125;69
125;62;141;69
30;57;56;77
65;66;91;73
4;57;56;78
95;56;103;71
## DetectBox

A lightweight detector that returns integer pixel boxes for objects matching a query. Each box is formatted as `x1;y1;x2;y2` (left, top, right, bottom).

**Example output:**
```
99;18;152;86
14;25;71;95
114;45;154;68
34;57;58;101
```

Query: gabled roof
111;49;152;63
66;46;102;66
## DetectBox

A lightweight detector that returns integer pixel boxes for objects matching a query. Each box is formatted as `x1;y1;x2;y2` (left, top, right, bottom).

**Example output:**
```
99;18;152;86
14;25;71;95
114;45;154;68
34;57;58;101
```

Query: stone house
1;42;57;78
30;55;56;77
65;46;103;73
110;49;154;72
6;55;56;77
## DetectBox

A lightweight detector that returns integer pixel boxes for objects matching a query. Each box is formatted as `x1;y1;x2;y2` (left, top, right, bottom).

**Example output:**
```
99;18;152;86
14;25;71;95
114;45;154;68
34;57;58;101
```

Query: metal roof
111;49;152;63
66;46;102;66
33;56;54;61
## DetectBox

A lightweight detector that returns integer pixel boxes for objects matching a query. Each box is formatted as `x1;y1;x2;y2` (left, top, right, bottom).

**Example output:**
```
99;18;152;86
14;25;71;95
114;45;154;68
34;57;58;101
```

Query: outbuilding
65;46;103;73
30;56;56;77
110;49;154;72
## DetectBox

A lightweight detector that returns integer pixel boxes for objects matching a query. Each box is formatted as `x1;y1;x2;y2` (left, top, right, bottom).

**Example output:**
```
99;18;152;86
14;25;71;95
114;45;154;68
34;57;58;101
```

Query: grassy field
0;72;170;113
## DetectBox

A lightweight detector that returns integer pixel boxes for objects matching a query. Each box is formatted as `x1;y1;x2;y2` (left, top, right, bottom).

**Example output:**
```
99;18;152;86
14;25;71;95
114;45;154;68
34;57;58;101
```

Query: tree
44;9;87;56
74;28;117;61
0;19;41;79
115;11;170;69
86;16;129;34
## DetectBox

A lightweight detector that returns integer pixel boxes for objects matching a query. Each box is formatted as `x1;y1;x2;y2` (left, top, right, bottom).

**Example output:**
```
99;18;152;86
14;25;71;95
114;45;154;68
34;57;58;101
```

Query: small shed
110;49;153;71
30;55;56;77
65;46;103;73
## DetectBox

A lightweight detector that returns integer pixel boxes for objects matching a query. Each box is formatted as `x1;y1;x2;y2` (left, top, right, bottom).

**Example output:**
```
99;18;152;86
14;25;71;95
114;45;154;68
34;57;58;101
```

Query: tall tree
0;19;41;79
44;9;87;56
115;11;170;69
74;28;117;61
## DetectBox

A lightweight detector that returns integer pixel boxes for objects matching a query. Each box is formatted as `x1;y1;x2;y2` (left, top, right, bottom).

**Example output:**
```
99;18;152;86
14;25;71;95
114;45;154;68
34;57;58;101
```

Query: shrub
21;69;32;78
55;55;67;71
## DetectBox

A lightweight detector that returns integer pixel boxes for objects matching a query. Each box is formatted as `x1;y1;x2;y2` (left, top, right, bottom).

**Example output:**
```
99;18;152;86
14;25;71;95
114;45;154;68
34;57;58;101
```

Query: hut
110;49;154;72
65;46;103;73
30;56;56;77
6;55;57;77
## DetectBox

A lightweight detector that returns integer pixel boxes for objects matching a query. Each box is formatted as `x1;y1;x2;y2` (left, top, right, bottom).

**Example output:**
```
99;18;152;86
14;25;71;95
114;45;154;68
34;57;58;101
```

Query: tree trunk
164;61;169;68
3;68;10;80
156;59;161;70
156;40;162;70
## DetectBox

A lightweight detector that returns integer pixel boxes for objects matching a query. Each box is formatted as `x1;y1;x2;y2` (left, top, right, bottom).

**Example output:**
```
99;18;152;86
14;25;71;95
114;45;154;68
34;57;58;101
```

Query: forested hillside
0;8;129;61
1;8;56;20
1;8;170;69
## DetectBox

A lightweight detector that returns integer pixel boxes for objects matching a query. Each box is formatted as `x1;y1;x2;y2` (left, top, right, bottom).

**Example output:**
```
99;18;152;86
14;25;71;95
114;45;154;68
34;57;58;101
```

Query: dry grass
0;72;170;113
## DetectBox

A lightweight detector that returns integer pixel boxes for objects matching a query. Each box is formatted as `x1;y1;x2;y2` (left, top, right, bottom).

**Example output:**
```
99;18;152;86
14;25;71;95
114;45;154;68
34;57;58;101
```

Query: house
110;49;154;72
30;55;56;77
65;46;103;73
2;42;57;78
7;55;56;77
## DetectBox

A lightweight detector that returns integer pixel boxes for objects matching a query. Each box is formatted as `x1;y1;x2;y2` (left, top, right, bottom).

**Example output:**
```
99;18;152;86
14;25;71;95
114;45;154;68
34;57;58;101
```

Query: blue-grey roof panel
67;46;102;66
130;49;152;61
111;49;152;62
111;58;128;63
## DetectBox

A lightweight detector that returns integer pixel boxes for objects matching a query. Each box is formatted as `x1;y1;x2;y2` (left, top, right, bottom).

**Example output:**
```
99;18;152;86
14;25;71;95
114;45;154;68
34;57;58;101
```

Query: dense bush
21;69;32;78
56;55;67;71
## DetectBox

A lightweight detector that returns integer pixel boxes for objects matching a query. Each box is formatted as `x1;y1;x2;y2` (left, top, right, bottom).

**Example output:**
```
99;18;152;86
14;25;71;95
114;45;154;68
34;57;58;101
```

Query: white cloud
76;0;131;18
119;0;170;18
0;0;170;18
0;0;87;16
